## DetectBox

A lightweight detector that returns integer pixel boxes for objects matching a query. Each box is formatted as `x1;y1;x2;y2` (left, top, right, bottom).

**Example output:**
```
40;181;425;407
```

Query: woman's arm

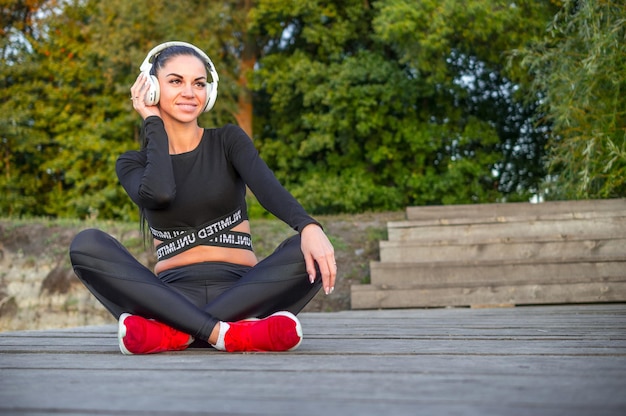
224;125;318;231
116;117;176;209
225;125;336;294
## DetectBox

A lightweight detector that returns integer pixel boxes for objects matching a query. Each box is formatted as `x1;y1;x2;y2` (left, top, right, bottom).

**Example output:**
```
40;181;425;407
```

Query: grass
0;210;406;321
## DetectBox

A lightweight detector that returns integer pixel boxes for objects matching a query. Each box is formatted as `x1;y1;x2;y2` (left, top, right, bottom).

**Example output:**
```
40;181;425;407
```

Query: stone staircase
351;199;626;309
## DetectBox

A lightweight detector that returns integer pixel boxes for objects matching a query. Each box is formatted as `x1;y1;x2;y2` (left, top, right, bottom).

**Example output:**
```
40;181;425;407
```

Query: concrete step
350;280;626;309
379;237;626;263
396;209;626;229
387;215;626;242
405;198;626;221
351;199;626;310
369;258;626;287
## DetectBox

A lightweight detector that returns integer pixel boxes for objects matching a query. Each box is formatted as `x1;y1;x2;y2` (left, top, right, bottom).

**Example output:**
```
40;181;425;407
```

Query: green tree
250;0;560;213
1;0;148;218
1;0;569;219
519;0;626;199
0;0;261;219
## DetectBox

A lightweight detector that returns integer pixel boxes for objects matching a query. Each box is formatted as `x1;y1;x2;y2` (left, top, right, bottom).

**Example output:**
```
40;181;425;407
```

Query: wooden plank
382;230;626;246
387;216;626;242
401;209;626;228
369;259;626;287
405;198;626;221
350;281;626;309
1;306;626;416
379;237;626;263
361;201;626;310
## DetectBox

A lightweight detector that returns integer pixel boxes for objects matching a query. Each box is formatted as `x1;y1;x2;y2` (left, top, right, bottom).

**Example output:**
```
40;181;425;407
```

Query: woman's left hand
300;224;336;295
130;73;161;119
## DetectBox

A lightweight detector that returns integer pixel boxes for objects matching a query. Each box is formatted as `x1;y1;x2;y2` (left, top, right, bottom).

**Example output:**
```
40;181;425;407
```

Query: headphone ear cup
203;81;218;112
144;73;160;106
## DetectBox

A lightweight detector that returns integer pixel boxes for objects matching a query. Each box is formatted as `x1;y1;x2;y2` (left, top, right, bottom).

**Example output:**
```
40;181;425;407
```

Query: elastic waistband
151;208;253;260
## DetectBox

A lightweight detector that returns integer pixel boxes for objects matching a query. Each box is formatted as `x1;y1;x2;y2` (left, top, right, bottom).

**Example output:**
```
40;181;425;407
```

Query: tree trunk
233;0;256;139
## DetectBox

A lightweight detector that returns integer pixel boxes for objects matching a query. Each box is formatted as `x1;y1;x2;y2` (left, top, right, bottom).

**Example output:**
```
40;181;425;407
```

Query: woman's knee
274;234;304;260
69;228;112;263
256;234;307;276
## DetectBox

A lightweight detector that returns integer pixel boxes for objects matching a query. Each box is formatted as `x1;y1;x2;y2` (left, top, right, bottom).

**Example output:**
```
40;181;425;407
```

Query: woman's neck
162;119;203;154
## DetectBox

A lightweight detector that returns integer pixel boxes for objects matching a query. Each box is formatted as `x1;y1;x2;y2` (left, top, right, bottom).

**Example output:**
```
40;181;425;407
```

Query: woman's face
156;54;208;123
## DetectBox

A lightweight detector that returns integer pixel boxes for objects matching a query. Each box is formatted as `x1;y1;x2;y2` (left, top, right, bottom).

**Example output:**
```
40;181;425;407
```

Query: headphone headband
139;41;219;112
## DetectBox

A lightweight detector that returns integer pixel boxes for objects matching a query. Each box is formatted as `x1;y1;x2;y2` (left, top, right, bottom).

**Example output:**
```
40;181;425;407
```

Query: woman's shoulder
117;148;146;164
208;123;247;139
206;124;253;149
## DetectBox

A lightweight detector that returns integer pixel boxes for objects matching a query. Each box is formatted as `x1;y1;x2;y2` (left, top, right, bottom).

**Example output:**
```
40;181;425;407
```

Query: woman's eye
169;79;181;85
196;81;207;88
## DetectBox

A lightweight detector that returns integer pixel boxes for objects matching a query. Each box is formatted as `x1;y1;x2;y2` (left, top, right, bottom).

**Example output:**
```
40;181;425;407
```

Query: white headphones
139;41;219;113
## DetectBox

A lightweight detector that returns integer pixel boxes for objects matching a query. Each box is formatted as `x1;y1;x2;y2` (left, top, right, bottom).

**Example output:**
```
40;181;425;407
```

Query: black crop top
116;117;319;259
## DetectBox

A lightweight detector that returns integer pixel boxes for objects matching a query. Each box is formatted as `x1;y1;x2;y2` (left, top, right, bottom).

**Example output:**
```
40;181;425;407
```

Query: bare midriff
153;220;259;274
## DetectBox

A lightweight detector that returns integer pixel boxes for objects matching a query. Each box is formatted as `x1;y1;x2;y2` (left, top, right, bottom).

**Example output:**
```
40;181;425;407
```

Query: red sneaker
118;313;193;355
224;311;303;352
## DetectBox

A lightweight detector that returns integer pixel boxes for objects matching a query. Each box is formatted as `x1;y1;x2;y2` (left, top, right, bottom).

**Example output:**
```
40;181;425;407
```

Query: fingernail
330;286;334;294
324;287;330;295
309;274;315;284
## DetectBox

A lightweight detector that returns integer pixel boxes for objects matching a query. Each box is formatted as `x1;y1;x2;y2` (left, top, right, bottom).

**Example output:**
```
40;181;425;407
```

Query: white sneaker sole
118;313;134;355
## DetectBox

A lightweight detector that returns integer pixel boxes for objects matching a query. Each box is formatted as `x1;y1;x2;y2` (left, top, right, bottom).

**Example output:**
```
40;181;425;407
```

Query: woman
69;41;336;355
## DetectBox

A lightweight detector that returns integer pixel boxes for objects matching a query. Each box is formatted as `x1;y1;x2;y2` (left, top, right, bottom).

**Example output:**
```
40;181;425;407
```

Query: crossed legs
69;228;322;352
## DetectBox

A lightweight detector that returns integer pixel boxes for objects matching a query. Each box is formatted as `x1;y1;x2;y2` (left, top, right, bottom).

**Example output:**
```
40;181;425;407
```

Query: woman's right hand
130;73;161;119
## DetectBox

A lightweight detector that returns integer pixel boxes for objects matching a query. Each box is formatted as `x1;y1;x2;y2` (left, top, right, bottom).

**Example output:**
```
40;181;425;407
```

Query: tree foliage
250;0;560;213
0;0;253;219
4;0;618;220
519;0;626;199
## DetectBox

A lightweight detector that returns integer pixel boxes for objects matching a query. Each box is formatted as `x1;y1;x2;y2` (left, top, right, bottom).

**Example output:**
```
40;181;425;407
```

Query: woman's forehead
159;54;206;74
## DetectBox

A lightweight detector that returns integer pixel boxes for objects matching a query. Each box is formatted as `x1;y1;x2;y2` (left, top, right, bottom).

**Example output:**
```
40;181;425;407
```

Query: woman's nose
181;83;194;97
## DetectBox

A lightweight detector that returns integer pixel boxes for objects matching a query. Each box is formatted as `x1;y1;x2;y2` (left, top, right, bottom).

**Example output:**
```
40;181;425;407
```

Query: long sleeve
116;117;176;209
222;125;321;232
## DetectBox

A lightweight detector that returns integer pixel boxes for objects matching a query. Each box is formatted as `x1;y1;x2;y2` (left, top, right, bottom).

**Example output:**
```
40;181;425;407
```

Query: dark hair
149;45;208;77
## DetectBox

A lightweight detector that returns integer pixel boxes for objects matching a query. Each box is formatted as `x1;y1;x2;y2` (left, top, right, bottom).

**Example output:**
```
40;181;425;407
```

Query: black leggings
69;228;322;342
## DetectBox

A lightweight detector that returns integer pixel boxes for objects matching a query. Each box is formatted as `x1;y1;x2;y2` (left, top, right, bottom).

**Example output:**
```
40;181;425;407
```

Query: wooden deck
1;304;625;416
